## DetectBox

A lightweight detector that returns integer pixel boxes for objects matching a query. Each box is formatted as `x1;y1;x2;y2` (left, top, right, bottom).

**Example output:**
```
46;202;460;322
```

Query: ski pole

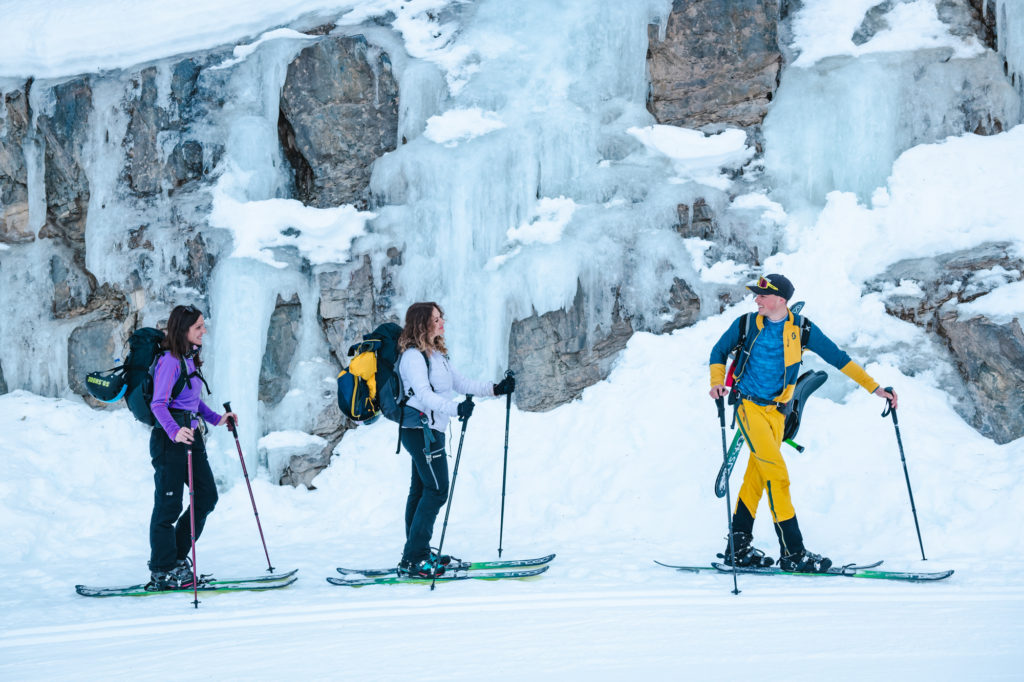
223;401;275;573
432;395;473;591
881;388;926;561
715;396;740;595
186;412;200;608
497;371;514;557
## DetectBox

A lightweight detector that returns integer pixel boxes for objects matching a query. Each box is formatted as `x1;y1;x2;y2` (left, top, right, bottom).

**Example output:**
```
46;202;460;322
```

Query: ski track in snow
3;579;1022;678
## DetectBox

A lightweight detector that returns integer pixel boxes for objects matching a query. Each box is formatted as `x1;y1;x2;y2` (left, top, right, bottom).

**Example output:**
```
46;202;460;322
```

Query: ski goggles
746;274;794;300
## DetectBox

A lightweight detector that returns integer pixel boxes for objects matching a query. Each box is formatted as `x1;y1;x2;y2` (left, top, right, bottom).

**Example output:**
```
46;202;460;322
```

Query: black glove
493;375;516;396
457;397;475;421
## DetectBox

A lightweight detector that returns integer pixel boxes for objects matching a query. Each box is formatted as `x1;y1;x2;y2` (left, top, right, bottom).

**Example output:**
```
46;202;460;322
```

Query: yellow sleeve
710;363;726;387
840;360;879;393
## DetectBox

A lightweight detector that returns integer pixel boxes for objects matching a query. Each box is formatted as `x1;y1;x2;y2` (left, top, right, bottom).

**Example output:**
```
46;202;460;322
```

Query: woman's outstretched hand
217;412;239;428
493;375;516;396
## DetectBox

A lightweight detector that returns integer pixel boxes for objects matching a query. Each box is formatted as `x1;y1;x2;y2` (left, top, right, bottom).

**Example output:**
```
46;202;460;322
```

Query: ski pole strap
418;413;434;458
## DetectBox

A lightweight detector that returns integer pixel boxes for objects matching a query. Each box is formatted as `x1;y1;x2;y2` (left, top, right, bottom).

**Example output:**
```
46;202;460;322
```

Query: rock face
937;312;1024;445
865;242;1023;328
279;35;400;210
0;86;33;244
318;252;401;364
260;295;302;405
647;0;783;130
866;242;1024;444
508;283;634;411
37;78;93;247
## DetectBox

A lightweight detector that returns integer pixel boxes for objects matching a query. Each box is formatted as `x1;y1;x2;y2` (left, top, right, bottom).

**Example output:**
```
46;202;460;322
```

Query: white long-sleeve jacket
399;348;494;430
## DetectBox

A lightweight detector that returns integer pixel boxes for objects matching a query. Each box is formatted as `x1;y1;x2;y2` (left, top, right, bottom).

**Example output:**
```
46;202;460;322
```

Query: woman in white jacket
395;302;515;578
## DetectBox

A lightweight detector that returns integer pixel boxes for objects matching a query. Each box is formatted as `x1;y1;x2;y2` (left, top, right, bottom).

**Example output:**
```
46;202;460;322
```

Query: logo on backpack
86;327;194;426
337;322;406;424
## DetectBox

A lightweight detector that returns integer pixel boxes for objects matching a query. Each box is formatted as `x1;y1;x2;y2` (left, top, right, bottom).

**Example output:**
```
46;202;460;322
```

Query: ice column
372;0;675;377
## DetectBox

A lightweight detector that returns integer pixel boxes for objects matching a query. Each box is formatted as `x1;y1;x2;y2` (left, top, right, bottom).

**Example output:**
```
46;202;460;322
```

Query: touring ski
327;565;549;587
710;562;952;582
75;568;299;597
336;553;556;577
714;430;746;498
655;559;883;573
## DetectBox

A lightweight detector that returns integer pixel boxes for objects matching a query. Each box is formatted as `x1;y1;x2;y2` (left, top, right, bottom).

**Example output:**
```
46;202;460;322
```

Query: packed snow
2;0;1024;679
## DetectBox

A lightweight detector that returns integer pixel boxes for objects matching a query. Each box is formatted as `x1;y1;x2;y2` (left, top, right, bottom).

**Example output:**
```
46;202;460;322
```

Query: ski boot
430;548;467;570
779;548;832;573
397;558;445;578
145;557;199;591
146;569;197;591
717;531;774;568
170;557;196;582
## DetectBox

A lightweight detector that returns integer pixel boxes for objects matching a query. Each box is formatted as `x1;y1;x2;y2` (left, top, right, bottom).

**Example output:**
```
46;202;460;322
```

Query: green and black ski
654;559;951;582
709;562;952;582
76;569;298;597
327;565;549;587
336;553;555;578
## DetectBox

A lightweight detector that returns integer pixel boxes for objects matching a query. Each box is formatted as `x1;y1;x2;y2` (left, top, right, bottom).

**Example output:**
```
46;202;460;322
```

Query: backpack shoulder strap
167;355;210;399
171;356;189;396
797;314;812;348
736;312;755;354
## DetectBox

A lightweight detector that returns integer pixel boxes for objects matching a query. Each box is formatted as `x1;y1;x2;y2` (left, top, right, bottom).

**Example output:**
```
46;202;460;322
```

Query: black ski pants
401;427;448;564
148;427;218;572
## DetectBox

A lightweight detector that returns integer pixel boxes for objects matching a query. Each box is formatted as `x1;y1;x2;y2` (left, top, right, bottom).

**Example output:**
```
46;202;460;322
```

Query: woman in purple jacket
147;304;237;590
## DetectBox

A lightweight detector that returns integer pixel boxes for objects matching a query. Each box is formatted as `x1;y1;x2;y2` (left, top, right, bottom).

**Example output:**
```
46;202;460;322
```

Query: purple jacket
150;351;220;440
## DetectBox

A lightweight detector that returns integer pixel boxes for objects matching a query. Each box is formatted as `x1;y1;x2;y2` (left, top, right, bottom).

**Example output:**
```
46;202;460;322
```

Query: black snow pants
148;425;218;572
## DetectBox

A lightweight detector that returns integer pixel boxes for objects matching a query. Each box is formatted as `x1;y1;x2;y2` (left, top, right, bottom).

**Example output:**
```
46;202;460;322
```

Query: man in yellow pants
709;274;897;572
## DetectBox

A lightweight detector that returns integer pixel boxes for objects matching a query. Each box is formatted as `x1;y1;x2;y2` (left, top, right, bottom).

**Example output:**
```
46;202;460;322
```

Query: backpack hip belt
735;392;784;409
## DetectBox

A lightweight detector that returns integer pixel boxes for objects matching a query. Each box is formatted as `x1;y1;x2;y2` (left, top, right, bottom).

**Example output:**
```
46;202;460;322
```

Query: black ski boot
146;569;196;591
779;549;832;573
397;558;445;578
717;531;774;568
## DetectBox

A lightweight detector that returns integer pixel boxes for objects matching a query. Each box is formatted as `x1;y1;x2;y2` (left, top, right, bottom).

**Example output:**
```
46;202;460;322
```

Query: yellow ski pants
734;400;796;523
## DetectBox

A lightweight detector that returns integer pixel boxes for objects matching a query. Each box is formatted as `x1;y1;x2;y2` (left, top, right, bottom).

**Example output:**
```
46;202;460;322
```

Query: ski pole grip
223;401;238;435
714;396;725;424
880;386;897;422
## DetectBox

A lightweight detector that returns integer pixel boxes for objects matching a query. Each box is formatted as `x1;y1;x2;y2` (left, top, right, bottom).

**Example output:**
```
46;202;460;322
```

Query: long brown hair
164;304;204;366
398;302;447;355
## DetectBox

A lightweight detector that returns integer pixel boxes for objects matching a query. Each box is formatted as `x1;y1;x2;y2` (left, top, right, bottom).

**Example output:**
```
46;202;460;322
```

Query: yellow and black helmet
86;369;127;403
